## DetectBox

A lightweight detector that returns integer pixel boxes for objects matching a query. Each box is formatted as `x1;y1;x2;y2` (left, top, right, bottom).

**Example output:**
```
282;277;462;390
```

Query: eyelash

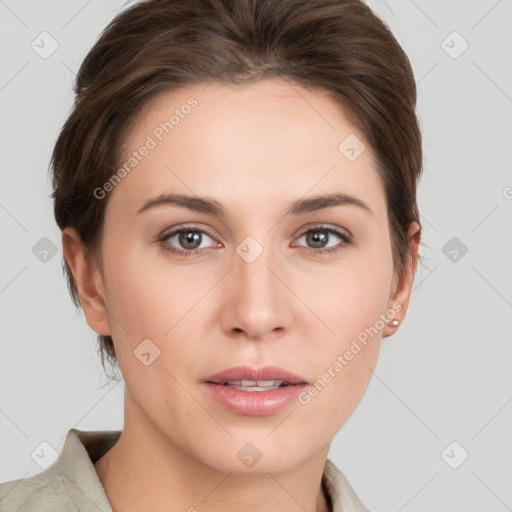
158;225;352;258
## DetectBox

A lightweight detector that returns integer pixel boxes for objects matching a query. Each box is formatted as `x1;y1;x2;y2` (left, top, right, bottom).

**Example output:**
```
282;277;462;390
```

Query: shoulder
0;428;119;512
0;467;76;512
323;458;371;512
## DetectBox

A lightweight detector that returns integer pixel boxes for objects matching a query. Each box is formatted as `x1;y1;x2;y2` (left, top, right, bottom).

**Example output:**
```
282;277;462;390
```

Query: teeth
226;379;285;387
220;379;288;391
228;385;281;392
257;380;283;387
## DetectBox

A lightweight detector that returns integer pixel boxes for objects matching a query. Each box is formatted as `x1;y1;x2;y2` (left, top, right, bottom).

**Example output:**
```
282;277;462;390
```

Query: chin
194;433;319;476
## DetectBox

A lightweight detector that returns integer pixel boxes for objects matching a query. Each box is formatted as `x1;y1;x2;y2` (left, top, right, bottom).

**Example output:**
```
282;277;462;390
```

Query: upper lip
204;365;308;384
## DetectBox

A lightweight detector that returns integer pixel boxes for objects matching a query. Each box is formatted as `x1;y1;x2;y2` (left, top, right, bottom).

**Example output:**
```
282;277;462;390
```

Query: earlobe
61;227;112;336
383;221;421;338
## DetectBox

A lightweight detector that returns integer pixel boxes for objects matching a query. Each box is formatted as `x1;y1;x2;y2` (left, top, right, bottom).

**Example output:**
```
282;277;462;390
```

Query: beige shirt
0;429;370;511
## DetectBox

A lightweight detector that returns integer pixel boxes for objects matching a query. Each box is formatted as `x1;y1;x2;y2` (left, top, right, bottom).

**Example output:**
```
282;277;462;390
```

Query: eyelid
159;224;222;247
160;223;215;237
293;222;352;240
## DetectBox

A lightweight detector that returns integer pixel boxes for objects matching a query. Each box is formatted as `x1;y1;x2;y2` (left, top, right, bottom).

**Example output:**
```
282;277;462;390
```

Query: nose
219;243;293;341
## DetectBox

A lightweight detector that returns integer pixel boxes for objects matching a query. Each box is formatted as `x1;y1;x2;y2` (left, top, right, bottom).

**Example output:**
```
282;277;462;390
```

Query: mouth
204;366;308;393
211;379;294;391
204;365;308;389
202;366;309;416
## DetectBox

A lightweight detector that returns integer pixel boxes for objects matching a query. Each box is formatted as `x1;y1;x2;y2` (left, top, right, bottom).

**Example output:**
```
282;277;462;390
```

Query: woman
0;0;422;510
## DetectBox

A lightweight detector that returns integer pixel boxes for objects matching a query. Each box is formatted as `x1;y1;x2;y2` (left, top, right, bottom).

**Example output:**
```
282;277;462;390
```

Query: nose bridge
222;237;291;339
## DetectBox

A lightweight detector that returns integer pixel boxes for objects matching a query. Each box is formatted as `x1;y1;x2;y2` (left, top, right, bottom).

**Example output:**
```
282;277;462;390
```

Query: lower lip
202;382;308;416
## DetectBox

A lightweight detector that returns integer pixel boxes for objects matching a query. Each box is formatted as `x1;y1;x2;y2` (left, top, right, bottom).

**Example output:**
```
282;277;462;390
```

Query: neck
94;391;332;512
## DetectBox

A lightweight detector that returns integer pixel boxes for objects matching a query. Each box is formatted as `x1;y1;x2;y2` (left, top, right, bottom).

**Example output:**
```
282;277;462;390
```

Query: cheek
300;242;393;343
296;250;392;423
102;243;186;339
101;243;218;381
334;267;391;338
101;248;206;416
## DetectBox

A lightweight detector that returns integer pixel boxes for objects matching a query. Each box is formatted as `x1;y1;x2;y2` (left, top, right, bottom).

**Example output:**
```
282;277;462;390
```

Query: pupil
180;231;201;249
308;230;328;248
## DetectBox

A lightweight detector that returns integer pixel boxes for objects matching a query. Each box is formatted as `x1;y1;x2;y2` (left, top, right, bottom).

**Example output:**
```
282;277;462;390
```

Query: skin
62;78;420;512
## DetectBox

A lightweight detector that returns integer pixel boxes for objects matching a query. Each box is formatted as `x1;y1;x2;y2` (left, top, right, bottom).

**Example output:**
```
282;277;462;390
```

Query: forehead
107;78;384;217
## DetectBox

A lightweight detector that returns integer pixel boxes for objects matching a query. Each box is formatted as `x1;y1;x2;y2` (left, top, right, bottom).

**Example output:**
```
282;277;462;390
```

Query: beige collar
58;428;369;512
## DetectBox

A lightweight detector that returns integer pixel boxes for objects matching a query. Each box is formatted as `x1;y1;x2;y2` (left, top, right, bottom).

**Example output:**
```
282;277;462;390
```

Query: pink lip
203;365;308;385
202;365;308;416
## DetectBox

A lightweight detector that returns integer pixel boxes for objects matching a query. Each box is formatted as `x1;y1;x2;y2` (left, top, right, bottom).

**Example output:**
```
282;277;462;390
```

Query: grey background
1;1;511;510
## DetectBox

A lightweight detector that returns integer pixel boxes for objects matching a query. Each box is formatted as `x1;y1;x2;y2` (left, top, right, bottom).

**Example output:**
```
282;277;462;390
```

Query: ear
382;221;421;338
61;227;112;336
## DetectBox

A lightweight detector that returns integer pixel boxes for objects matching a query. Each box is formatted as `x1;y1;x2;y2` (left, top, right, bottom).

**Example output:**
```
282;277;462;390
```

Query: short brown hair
50;0;423;378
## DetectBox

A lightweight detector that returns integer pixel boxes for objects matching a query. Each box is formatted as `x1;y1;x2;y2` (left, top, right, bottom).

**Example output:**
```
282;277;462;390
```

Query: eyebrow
136;192;372;217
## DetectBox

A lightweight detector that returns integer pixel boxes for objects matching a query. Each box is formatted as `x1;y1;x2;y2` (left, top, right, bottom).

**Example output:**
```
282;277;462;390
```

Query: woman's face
72;78;414;474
